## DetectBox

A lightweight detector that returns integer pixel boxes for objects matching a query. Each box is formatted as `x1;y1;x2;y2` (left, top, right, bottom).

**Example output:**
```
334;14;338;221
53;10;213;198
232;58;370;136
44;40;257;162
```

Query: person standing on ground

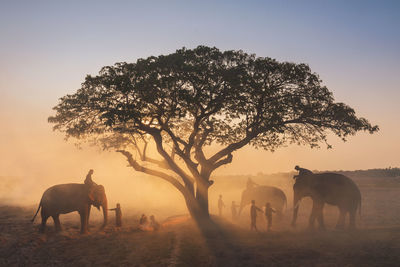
250;200;263;231
264;202;276;231
109;203;122;227
218;195;225;216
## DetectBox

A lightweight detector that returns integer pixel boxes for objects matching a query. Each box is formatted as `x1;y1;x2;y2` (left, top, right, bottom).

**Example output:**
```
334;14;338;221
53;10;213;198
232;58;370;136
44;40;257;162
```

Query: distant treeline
336;167;400;178
261;167;400;178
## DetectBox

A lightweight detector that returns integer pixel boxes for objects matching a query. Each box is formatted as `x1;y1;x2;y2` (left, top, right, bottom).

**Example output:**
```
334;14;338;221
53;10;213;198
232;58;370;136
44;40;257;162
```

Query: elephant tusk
294;200;301;209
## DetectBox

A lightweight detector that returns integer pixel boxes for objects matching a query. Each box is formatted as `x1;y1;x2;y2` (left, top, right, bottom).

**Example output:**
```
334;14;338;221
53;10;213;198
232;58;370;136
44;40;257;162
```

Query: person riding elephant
293;165;313;179
291;172;361;230
239;185;287;218
246;177;259;189
31;170;108;234
85;169;96;186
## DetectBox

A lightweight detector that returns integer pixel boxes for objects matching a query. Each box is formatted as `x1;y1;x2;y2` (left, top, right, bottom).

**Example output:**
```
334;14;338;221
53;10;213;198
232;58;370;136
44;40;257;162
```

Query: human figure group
85;169;162;231
90;164;313;232
250;200;276;232
218;165;312;232
139;213;160;231
85;170;124;228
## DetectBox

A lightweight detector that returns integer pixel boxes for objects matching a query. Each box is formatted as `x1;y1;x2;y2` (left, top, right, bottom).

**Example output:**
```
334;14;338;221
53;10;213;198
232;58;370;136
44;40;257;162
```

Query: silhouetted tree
48;46;378;222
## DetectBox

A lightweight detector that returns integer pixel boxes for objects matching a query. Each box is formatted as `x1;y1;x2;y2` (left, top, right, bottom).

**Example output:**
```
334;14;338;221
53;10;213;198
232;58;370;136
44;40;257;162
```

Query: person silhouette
250;200;263;231
84;169;95;186
109;203;122;227
139;214;148;226
246;177;259;189
138;214;149;231
264;202;276;231
218;195;225;216
294;165;313;179
149;215;160;231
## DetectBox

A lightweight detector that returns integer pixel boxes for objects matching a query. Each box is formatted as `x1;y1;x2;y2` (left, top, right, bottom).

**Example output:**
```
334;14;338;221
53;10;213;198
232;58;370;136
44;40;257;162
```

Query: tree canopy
48;46;378;219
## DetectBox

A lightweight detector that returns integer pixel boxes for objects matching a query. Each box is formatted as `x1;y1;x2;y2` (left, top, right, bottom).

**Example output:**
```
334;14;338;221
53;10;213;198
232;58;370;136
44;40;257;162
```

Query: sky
0;0;399;197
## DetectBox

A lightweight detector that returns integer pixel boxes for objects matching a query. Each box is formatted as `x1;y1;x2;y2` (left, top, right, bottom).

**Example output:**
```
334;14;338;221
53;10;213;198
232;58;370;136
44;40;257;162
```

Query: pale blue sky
0;0;399;175
1;1;399;98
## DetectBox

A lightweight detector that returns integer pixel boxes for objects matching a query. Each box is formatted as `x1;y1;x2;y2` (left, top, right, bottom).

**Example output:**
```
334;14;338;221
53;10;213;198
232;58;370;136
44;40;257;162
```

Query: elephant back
311;173;361;207
41;183;89;213
312;173;360;192
43;183;87;199
241;185;287;212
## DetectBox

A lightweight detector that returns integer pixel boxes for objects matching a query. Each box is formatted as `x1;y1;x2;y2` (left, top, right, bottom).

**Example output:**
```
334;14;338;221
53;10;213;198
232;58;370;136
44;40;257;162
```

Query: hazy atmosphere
1;1;399;266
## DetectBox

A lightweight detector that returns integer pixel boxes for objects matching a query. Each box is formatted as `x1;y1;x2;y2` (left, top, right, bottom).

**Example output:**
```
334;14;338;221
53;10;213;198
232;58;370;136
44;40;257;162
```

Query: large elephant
291;173;361;230
239;186;287;217
31;177;108;234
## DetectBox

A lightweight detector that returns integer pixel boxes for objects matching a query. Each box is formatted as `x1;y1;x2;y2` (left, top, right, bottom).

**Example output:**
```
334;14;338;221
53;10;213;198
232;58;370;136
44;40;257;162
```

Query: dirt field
1;175;400;266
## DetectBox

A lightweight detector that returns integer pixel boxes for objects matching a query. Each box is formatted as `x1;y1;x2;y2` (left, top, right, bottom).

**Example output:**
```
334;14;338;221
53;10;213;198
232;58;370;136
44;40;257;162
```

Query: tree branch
209;132;257;164
151;132;196;191
128;134;171;169
212;153;233;170
161;126;201;181
116;150;189;196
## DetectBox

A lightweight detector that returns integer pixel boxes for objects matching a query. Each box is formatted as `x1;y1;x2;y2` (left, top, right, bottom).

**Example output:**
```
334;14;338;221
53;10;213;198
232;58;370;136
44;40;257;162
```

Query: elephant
239;186;287;217
291;173;361;230
31;176;108;234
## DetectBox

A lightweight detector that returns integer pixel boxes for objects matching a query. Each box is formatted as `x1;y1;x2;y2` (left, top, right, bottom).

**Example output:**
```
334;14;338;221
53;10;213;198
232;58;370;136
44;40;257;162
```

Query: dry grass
1;175;399;266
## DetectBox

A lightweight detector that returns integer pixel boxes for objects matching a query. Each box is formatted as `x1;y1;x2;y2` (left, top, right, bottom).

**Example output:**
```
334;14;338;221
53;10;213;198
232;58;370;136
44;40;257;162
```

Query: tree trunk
179;181;211;227
182;190;209;221
195;183;210;219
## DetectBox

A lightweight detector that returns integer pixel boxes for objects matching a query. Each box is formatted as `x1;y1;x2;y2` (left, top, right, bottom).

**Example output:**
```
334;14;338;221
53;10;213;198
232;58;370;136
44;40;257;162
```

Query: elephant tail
358;199;362;219
31;200;42;222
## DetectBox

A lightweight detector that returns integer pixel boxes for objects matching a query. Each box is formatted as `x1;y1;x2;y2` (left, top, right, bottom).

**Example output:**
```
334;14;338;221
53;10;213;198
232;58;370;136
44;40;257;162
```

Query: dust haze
2;120;399;230
0;108;189;220
1;109;400;266
1;109;399;228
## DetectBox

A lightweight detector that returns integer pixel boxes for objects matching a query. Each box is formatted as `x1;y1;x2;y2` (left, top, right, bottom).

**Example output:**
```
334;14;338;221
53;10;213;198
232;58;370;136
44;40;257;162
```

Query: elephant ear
97;184;105;193
87;186;96;202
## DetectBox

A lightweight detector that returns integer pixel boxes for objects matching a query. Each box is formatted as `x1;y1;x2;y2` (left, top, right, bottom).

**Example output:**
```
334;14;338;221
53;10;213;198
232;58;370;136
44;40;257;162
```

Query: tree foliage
48;46;378;218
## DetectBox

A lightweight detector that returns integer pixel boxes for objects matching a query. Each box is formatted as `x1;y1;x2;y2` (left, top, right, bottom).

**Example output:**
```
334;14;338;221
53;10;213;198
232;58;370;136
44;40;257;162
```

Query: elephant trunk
291;192;301;228
101;197;108;229
238;190;248;216
238;204;244;216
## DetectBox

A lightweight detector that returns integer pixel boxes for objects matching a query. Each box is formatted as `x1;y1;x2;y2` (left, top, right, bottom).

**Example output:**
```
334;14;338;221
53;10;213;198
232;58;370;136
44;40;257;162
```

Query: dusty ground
1;175;400;266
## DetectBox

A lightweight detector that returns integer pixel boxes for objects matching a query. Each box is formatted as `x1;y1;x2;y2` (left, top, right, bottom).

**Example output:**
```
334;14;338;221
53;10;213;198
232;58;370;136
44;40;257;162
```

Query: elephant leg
308;205;318;229
86;205;91;231
79;211;88;234
40;215;49;233
349;211;356;230
308;212;316;230
336;208;346;230
316;203;325;230
53;214;62;232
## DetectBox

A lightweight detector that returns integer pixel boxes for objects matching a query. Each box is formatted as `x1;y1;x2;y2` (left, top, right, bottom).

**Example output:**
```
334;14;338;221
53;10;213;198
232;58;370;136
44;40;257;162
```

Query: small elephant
31;174;108;234
291;172;361;230
239;185;287;217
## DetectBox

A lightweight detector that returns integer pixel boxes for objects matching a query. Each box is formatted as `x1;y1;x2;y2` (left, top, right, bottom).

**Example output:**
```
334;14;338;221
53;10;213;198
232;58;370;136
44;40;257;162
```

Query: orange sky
0;94;397;178
1;1;399;206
